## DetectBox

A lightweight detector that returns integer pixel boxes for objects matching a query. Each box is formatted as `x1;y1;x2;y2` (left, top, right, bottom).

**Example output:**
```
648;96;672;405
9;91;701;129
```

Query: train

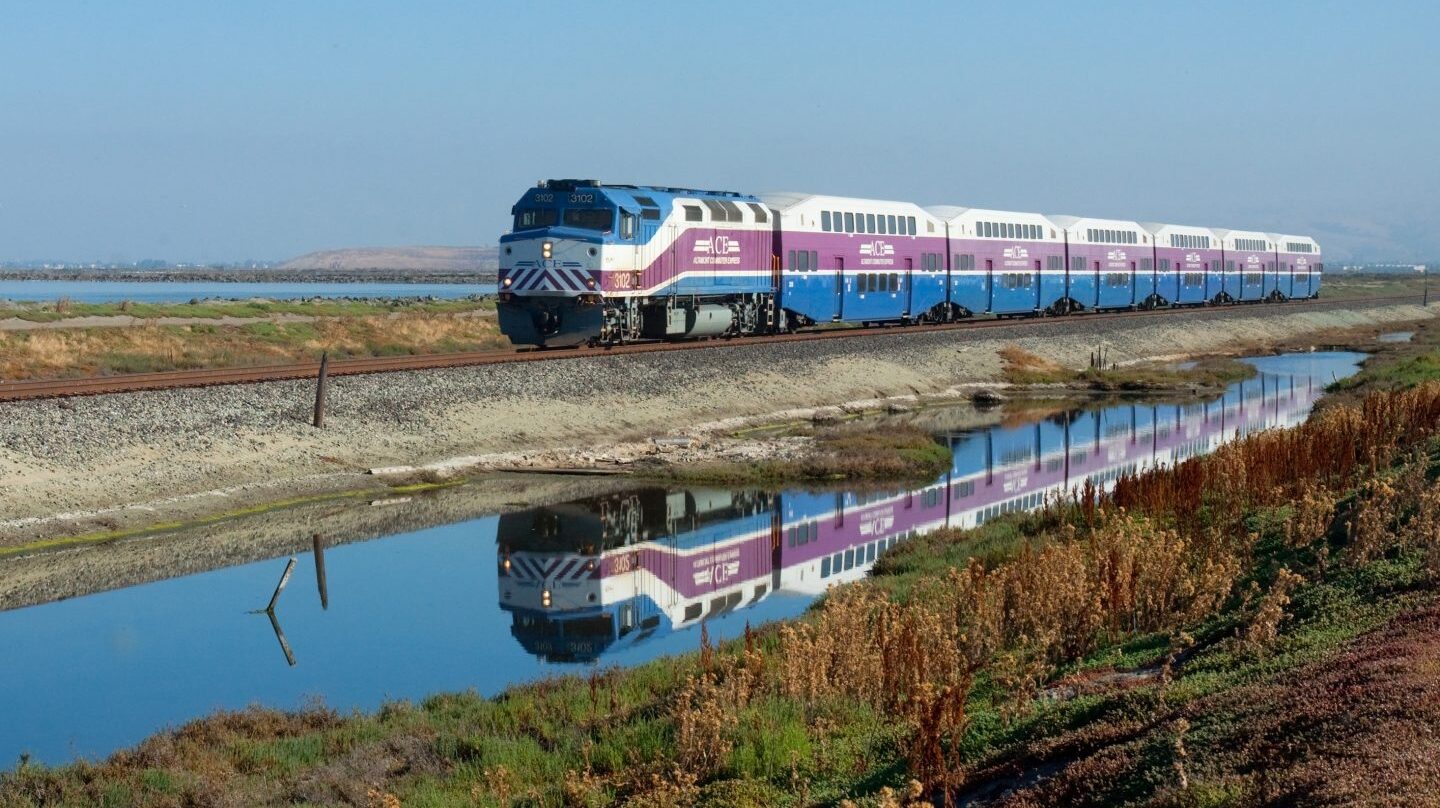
496;179;1323;348
495;371;1320;663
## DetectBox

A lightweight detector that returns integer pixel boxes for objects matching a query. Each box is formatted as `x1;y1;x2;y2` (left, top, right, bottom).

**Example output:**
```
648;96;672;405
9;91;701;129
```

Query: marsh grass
11;385;1440;805
0;311;508;379
999;346;1256;392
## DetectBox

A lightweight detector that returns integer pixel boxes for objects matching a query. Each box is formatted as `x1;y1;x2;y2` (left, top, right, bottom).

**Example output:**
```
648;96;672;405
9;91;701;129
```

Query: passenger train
497;179;1322;347
496;372;1320;662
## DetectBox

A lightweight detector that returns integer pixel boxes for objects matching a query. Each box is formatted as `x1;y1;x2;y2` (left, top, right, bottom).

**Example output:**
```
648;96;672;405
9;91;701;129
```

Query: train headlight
542;241;553;259
502;277;513;287
541;589;552;608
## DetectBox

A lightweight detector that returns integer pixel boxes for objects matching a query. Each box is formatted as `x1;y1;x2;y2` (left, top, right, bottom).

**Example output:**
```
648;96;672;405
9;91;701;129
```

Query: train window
620;212;635;239
683;603;701;622
1072;256;1085;272
702;199;727;221
1141;258;1153;271
889;272;899;291
641;208;660;220
879;215;890;235
684;205;703;222
865;213;875;233
844;211;855;232
748;203;769;223
1048;255;1062;271
563;208;614;231
821;556;831;577
810;250;818;270
719;200;743;221
867;543;877;562
885;214;895;234
844;549;855;570
1226;261;1235;272
908;217;917;235
787;250;795;270
513;208;559;231
821;211;831;232
634;195;657;207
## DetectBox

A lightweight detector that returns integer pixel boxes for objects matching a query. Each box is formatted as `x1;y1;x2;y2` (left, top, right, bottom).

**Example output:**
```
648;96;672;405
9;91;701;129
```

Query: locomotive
496;179;1322;348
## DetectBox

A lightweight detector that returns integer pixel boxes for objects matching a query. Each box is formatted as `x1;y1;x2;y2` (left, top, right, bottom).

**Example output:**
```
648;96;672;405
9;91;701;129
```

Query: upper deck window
747;203;769;223
514;208;559;231
563;208;614;232
684;205;703;222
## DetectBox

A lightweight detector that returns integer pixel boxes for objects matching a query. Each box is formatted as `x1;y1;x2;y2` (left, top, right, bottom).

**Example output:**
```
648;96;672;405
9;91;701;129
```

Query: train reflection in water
497;372;1318;663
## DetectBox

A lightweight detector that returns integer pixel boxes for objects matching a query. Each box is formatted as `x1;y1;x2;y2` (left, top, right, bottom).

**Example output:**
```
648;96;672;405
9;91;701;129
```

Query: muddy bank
1;300;1433;550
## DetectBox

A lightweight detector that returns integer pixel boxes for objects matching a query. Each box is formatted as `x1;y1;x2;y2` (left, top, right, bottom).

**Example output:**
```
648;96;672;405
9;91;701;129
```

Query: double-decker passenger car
496;179;1323;347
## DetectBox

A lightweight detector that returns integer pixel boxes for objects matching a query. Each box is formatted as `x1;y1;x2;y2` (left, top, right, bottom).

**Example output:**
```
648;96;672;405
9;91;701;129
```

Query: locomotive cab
497;180;613;347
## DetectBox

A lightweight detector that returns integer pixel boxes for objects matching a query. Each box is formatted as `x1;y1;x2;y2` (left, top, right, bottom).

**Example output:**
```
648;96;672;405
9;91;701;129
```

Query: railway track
0;295;1422;402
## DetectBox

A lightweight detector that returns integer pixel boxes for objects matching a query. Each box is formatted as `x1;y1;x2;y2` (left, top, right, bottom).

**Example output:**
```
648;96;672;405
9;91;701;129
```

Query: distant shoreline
0;268;497;284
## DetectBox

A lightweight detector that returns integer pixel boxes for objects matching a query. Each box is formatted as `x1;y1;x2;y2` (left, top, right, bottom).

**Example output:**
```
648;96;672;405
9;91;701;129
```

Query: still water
0;280;496;304
0;352;1365;764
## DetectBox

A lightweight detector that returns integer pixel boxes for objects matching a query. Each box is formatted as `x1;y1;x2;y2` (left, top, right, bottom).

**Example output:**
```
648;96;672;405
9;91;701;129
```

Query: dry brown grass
0;313;508;379
999;346;1070;384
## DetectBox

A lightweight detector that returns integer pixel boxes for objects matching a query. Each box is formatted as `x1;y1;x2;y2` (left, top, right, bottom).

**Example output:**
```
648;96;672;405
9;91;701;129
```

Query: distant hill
280;246;498;272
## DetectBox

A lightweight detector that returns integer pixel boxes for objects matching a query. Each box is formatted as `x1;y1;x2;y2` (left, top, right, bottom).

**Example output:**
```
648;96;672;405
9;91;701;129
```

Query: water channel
0;351;1366;764
0;280;495;304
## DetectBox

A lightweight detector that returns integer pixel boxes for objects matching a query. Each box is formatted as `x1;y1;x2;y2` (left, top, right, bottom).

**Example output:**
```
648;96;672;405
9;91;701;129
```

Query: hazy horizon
3;1;1437;264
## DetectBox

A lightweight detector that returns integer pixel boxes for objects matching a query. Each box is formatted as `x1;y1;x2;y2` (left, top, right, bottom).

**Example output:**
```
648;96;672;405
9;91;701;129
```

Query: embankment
0;300;1433;548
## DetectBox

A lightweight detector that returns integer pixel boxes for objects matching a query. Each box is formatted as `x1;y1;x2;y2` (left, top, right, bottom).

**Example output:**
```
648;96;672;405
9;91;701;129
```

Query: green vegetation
999;345;1257;392
1327;318;1440;399
1318;271;1430;301
8;381;1440;805
645;424;953;487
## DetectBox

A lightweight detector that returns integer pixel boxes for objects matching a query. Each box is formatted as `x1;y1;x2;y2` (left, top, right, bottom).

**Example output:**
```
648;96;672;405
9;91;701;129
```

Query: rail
0;295;1421;402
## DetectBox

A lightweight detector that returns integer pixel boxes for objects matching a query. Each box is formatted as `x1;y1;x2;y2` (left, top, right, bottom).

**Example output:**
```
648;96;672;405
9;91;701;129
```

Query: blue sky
1;0;1436;262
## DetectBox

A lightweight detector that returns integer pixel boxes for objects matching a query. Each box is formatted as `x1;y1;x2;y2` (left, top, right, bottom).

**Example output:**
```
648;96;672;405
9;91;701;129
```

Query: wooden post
313;352;329;428
266;557;297;613
268;610;297;667
313;533;329;610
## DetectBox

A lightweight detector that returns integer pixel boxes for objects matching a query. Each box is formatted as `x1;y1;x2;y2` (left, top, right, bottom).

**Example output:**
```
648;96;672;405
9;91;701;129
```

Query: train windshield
513;208;558;231
562;208;614;232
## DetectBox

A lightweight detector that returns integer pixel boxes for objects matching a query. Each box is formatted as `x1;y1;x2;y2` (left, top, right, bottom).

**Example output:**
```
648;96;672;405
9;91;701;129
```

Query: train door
904;257;914;317
985;258;995;311
1130;261;1138;307
834;257;845;321
1092;260;1102;309
659;224;678;297
1033;259;1043;310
